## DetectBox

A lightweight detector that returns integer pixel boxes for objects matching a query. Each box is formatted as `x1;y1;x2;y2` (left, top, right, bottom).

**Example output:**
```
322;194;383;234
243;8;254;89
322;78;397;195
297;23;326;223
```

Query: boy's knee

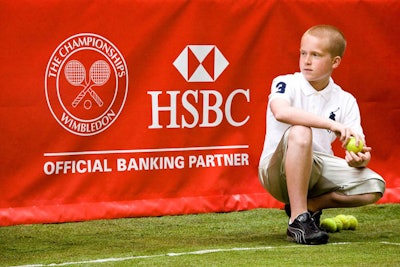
288;126;312;147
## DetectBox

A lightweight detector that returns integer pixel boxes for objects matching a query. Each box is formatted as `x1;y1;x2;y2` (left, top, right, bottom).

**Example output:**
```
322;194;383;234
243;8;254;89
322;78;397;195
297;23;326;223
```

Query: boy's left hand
345;147;371;168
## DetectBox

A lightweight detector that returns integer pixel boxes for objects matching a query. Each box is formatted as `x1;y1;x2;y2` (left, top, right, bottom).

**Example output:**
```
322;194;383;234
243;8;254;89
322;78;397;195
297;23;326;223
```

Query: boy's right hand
330;121;365;149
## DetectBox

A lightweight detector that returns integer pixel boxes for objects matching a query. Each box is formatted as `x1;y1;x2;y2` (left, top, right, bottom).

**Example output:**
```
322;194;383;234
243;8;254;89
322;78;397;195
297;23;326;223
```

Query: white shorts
258;130;386;204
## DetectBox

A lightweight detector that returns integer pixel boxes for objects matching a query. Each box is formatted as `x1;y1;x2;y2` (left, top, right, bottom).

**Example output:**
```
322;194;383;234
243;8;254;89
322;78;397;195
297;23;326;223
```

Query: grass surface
0;204;399;266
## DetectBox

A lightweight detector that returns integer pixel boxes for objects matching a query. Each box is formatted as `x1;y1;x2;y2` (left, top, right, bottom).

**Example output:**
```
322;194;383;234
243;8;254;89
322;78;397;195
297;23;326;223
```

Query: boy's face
299;33;340;90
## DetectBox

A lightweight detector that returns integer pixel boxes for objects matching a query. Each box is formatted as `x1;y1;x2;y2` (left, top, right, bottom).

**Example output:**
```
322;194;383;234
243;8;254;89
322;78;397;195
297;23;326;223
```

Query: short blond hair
304;25;347;57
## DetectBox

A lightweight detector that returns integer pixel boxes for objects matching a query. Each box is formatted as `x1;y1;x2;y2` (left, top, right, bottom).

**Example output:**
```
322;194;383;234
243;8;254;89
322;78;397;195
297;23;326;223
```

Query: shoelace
308;217;320;232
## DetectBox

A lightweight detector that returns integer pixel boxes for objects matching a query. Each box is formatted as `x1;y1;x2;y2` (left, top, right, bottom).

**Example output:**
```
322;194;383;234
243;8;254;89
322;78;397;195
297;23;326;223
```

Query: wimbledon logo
173;45;229;82
44;33;128;136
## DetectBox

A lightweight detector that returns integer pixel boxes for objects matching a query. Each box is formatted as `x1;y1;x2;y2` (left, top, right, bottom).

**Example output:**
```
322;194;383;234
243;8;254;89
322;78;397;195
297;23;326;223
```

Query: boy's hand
330;121;363;147
345;147;371;167
330;121;371;167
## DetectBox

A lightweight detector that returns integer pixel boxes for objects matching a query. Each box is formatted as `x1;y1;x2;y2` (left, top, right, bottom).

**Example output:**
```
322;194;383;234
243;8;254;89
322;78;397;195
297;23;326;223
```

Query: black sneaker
287;212;329;245
310;210;322;228
284;204;323;229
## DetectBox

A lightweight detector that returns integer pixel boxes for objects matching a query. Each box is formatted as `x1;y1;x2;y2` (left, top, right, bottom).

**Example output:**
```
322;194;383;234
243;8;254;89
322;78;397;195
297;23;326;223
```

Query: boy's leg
258;126;329;244
308;192;382;212
285;125;313;223
305;150;385;212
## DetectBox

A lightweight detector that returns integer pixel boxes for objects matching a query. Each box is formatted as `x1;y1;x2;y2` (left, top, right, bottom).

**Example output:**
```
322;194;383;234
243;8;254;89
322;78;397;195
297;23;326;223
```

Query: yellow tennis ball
321;218;337;233
336;214;350;230
333;217;343;232
346;137;363;153
347;215;358;230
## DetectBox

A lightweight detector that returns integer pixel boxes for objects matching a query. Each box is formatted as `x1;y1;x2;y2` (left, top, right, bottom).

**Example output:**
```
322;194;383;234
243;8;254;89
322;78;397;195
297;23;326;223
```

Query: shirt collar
299;72;334;100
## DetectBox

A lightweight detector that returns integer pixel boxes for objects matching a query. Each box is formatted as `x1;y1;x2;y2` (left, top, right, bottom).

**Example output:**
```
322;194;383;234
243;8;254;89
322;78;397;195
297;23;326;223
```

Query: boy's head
303;25;347;58
299;25;346;90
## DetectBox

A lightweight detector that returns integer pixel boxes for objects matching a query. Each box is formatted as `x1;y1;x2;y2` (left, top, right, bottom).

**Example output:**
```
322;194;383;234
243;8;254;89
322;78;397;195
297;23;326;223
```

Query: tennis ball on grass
347;215;358;230
336;214;351;230
321;218;337;233
346;137;363;153
333;217;343;232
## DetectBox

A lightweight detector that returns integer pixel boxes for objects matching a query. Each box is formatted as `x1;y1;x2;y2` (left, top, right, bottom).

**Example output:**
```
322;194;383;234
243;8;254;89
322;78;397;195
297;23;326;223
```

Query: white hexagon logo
173;45;229;82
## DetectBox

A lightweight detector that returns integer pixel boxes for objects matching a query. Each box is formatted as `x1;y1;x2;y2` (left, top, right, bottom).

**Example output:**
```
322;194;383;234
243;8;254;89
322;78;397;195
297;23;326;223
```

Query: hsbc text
148;89;250;128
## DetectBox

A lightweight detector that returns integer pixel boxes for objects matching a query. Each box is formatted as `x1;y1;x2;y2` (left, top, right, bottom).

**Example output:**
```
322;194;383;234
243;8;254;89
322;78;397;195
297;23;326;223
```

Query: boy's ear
332;56;341;69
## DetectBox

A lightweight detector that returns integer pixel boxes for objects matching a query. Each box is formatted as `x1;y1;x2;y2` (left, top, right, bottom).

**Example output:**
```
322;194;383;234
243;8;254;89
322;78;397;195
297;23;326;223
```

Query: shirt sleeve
268;75;293;104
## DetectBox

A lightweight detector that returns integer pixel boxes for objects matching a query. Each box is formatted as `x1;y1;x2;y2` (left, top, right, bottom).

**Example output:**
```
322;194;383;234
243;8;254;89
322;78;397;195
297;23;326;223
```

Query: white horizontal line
11;242;398;267
43;145;249;157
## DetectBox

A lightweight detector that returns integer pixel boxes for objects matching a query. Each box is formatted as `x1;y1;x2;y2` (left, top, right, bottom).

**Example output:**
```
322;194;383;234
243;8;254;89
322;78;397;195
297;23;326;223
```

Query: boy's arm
270;98;352;142
271;98;371;167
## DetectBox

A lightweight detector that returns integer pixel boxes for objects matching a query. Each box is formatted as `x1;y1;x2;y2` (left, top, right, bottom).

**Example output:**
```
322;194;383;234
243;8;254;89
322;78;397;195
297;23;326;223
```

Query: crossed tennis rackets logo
64;60;111;109
45;33;128;136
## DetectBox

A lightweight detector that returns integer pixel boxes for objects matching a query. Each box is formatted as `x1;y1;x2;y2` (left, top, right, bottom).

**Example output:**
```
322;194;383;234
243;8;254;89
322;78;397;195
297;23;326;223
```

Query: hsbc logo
173;45;229;82
148;45;249;129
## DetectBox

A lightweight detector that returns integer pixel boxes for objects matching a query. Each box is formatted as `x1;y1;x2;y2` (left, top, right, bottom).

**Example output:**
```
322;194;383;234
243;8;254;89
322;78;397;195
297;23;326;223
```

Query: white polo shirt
259;72;363;164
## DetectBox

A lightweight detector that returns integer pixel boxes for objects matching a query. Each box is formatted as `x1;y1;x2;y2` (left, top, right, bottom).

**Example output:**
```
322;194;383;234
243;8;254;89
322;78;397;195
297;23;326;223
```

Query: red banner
0;0;399;226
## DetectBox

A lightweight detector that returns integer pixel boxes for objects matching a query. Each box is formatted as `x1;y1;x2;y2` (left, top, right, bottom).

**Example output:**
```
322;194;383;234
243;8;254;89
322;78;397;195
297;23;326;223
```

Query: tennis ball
346;137;363;153
347;215;358;230
321;218;337;233
333;217;343;232
336;214;351;230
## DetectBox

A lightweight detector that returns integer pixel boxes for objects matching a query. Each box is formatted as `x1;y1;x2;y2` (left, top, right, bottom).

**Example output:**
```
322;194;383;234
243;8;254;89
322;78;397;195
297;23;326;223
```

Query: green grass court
1;204;399;266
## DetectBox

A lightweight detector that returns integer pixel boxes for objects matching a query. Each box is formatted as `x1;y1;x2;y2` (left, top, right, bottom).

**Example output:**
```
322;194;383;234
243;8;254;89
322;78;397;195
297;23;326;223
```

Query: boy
258;25;385;245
